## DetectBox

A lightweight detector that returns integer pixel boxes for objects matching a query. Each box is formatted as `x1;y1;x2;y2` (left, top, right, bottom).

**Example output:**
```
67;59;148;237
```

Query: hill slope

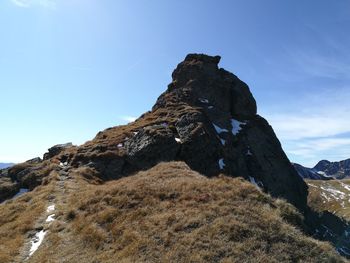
1;162;345;263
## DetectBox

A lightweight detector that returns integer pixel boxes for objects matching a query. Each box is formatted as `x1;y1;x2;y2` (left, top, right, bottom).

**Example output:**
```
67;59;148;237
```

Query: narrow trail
14;162;76;262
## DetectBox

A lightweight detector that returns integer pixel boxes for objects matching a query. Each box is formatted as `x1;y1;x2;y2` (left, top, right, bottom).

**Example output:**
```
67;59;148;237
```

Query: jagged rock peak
184;53;221;64
157;53;257;120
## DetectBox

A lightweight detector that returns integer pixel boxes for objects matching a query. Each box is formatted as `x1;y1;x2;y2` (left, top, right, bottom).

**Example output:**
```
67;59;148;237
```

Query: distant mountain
293;158;350;180
293;163;332;180
0;163;14;169
315;159;350;179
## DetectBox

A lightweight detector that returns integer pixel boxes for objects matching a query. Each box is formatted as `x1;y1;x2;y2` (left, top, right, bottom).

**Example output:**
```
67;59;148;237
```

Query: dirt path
14;163;76;262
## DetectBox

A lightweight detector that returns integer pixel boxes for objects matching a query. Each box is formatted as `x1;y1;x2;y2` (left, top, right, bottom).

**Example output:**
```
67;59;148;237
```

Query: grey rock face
125;125;180;171
43;143;73;160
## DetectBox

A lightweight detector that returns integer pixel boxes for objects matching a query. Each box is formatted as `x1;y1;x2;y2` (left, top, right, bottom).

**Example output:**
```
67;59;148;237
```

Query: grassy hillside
307;179;350;220
5;162;340;263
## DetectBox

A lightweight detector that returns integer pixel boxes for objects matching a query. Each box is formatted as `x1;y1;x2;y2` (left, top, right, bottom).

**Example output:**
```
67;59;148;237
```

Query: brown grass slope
27;162;345;263
307;179;350;220
0;175;56;262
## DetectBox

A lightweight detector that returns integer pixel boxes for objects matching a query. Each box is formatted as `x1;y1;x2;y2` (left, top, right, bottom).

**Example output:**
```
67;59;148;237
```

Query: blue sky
0;0;350;167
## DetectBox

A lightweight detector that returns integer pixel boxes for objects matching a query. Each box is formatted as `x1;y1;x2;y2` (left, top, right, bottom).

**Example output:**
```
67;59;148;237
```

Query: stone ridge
4;54;308;212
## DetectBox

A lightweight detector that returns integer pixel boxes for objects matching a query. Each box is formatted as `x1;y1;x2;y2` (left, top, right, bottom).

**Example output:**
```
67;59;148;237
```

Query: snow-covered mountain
294;159;350;180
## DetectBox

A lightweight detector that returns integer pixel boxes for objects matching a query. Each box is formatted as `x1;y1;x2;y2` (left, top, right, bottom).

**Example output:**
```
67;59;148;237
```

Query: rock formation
68;54;308;211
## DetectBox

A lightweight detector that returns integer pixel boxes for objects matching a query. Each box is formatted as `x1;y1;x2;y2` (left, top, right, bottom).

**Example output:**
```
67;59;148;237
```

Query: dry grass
1;162;345;262
0;174;55;262
44;162;342;263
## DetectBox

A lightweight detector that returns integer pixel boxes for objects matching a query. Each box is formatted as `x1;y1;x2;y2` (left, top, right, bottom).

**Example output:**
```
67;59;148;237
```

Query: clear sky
1;0;350;167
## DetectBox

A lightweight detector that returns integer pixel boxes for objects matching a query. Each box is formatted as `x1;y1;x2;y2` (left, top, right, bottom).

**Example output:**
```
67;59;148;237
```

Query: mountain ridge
294;158;350;180
0;54;349;261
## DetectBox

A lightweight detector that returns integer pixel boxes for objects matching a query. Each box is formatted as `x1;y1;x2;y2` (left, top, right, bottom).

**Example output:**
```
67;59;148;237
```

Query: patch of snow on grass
46;214;55;223
117;143;123;148
28;230;47;256
213;123;228;134
231;119;246;135
321;192;331;202
47;205;55;213
320;186;345;198
218;159;225;170
340;182;350;192
175;137;182;143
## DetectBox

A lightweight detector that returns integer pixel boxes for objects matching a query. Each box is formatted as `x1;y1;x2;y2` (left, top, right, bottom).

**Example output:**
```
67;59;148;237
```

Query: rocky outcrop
0;168;20;202
43;143;73;160
69;54;308;211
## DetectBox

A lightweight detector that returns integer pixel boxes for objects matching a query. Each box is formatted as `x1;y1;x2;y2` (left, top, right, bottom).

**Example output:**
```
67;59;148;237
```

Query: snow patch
28;230;47;257
220;138;226;146
340;182;350;192
198;98;209;103
175;137;182;143
47;205;55;213
213;123;228;134
218;159;225;170
231;119;246;135
117;143;123;148
249;176;258;187
46;214;55;223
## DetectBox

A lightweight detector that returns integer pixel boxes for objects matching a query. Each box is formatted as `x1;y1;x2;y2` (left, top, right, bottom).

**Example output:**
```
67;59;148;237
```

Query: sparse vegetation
1;162;346;262
29;162;344;263
0;176;55;262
